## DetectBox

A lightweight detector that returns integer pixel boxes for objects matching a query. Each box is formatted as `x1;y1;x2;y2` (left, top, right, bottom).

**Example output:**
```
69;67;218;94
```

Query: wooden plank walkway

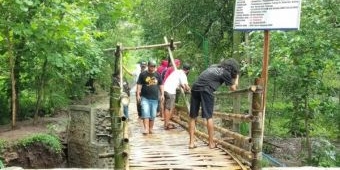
127;95;243;170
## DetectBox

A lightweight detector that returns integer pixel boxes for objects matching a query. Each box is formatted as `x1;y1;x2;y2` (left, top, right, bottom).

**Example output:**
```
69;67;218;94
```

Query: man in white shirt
163;63;191;130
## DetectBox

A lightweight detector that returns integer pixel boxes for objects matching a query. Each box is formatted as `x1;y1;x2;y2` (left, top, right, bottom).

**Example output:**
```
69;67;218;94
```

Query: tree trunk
5;29;17;129
304;96;312;162
33;58;48;125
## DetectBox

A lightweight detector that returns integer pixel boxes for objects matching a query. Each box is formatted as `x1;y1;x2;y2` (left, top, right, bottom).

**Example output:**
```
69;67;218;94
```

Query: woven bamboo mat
127;96;242;170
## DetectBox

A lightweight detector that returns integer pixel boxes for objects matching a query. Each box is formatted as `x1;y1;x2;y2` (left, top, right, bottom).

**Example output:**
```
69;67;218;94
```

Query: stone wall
68;105;114;168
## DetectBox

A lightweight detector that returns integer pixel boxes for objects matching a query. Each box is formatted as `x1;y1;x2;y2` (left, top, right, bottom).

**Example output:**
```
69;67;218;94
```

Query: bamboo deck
127;97;243;170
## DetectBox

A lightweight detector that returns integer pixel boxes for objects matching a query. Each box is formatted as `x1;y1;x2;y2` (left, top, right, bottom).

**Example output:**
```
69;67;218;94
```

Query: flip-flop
142;130;149;135
164;124;176;130
188;145;197;149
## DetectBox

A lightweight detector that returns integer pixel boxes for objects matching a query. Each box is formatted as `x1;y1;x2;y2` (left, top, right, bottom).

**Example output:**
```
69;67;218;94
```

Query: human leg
164;92;176;129
148;99;158;133
206;118;216;148
156;100;160;117
143;118;149;134
160;99;164;119
188;90;201;148
188;118;197;148
200;89;215;148
141;97;151;134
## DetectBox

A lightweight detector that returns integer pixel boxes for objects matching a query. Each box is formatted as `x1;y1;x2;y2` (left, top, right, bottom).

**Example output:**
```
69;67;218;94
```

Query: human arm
229;74;239;91
136;84;142;103
136;72;143;102
159;85;164;101
179;70;191;92
180;84;191;93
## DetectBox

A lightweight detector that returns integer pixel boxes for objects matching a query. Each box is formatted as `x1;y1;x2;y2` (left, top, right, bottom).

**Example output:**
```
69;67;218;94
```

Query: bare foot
208;143;217;149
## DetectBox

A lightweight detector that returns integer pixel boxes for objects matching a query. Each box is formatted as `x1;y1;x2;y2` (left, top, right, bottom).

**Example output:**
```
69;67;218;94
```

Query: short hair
140;61;147;67
182;63;191;70
219;58;240;78
148;60;157;66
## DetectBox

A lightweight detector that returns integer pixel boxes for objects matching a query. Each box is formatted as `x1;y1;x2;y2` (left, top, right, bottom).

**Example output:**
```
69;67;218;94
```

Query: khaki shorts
164;91;176;110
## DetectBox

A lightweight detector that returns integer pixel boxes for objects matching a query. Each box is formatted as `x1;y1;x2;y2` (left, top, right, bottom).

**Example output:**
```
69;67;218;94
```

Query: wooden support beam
103;41;181;51
214;85;260;96
214;112;254;122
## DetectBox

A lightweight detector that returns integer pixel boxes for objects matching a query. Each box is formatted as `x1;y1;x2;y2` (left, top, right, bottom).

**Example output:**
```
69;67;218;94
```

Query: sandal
164;123;176;130
142;130;149;135
188;145;197;149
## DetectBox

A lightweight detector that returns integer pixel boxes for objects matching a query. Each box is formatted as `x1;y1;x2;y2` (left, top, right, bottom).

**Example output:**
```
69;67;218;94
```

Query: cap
148;60;157;66
140;61;147;67
161;60;168;67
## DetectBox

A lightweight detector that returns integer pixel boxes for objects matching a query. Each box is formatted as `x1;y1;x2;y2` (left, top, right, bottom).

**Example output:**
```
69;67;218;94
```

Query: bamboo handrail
214;85;260;96
103;41;181;51
175;106;253;123
172;116;253;161
214;112;253;122
177;112;252;146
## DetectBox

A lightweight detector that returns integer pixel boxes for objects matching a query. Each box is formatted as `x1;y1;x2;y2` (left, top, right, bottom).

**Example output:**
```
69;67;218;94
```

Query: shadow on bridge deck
127;95;243;170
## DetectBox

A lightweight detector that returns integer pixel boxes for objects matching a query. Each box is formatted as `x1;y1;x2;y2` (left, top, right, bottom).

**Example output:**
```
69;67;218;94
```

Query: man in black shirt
188;58;240;149
136;60;164;135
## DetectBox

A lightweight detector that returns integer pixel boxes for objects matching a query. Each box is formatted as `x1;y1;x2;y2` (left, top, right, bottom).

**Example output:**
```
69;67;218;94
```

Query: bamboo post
232;95;241;132
164;36;190;111
251;78;264;170
122;119;129;170
111;45;125;169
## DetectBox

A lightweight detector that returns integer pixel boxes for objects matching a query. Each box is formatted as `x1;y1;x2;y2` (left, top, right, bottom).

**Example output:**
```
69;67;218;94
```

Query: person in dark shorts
188;58;240;149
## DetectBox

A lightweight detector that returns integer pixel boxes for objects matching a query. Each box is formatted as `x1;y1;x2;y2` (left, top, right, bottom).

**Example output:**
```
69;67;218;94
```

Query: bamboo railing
173;79;264;170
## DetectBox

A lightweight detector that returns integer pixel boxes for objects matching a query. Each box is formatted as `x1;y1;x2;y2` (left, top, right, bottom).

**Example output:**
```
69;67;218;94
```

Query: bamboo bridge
103;78;265;170
100;39;266;170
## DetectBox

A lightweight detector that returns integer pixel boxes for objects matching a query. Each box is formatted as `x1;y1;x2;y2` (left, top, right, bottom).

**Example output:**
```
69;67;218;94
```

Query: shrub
304;138;337;167
17;133;62;153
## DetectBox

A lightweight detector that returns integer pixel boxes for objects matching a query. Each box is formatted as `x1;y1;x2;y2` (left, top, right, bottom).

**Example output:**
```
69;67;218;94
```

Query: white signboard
233;0;302;30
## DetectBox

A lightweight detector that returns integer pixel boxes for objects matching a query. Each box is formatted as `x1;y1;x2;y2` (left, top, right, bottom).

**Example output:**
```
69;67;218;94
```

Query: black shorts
189;89;214;119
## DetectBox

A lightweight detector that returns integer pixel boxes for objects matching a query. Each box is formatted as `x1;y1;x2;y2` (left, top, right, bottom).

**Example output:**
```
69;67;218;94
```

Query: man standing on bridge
188;58;240;149
136;60;164;134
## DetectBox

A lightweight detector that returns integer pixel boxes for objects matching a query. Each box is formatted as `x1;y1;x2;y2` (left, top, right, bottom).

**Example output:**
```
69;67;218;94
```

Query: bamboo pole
111;45;125;170
175;105;253;122
251;78;264;170
177;112;252;146
214;112;253;122
164;37;190;111
214;85;258;96
122;120;129;170
103;41;181;51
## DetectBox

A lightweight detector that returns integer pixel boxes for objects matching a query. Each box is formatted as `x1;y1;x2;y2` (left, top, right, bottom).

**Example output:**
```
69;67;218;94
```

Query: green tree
240;0;339;165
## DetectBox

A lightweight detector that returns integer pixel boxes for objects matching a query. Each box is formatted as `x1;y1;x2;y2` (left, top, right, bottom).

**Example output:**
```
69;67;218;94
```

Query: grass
16;133;62;153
